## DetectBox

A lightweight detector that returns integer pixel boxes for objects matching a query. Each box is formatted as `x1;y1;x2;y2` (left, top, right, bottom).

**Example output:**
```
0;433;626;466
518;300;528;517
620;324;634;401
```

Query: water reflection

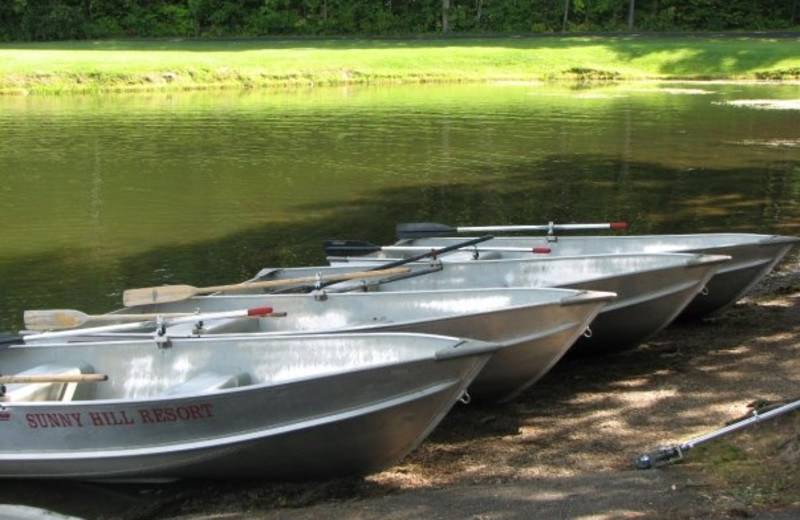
0;83;798;330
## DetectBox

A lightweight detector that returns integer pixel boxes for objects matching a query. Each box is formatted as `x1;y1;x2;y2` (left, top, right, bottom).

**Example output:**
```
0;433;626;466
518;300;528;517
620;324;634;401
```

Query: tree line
2;0;798;41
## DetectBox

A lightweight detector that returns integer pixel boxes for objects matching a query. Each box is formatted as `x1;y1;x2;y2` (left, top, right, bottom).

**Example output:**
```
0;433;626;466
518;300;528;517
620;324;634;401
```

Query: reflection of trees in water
2;150;798;332
3;85;800;333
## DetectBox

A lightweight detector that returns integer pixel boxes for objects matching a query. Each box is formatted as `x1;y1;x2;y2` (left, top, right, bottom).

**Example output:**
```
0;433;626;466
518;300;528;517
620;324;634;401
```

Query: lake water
1;82;799;331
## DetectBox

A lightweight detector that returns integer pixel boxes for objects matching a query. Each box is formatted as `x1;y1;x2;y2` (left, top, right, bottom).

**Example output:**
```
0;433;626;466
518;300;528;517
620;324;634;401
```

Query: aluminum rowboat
103;288;614;403
251;253;729;353
382;233;799;319
0;332;495;481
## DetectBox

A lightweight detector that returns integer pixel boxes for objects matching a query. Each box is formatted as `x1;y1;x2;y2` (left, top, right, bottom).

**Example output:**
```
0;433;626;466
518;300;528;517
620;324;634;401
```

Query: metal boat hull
0;333;494;481
117;288;614;403
386;233;799;319
254;253;729;353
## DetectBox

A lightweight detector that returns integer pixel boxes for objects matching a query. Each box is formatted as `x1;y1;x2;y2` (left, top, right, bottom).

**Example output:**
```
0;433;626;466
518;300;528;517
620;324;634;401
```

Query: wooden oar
324;239;552;257
0;374;108;384
273;236;494;295
23;306;275;342
122;266;410;307
24;309;199;331
395;221;628;239
311;235;495;294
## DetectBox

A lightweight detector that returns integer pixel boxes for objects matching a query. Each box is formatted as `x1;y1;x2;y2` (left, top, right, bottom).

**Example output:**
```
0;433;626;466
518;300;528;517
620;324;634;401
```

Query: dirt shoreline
1;261;799;520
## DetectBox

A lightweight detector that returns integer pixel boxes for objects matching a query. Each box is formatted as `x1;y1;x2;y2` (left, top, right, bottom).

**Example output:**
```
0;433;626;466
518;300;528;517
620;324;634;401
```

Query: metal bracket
546;221;559;242
153;316;172;349
191;320;206;336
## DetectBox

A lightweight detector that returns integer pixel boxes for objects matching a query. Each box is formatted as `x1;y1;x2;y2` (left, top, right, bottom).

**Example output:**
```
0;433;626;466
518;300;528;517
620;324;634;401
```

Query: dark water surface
1;82;799;330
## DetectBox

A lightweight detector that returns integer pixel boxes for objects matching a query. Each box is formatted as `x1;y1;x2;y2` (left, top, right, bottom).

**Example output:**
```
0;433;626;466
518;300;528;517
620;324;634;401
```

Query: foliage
0;0;798;41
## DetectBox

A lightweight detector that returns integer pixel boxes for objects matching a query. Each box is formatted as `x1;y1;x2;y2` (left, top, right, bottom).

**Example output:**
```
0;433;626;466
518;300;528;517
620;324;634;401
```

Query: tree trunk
628;0;635;29
584;0;590;26
562;0;570;31
442;0;450;33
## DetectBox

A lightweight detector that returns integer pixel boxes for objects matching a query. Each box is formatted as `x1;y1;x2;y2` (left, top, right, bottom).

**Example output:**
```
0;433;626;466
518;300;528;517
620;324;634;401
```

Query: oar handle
459;222;628;233
395;221;627;239
0;374;108;384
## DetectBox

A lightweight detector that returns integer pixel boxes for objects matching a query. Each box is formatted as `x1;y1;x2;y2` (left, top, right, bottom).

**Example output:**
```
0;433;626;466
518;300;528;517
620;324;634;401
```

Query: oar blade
396;222;457;239
323;240;382;257
123;284;198;307
24;309;89;331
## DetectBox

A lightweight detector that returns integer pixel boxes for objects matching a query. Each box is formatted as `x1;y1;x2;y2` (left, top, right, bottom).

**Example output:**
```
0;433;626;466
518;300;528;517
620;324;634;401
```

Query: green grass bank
1;34;799;94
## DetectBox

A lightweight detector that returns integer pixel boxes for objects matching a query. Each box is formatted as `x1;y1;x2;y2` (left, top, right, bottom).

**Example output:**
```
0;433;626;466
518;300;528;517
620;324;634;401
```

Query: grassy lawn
1;35;799;93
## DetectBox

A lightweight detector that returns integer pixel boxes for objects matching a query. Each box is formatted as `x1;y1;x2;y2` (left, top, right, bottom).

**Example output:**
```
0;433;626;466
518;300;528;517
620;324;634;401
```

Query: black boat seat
166;371;251;395
2;364;92;402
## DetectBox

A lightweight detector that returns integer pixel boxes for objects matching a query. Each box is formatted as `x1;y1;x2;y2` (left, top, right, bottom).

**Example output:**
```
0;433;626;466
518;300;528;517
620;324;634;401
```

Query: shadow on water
301;154;800;238
1;154;798;332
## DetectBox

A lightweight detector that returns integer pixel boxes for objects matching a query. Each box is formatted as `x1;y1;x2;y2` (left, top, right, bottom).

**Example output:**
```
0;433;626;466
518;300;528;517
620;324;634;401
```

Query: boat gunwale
6;333;498;405
325;251;733;269
394;233;800;253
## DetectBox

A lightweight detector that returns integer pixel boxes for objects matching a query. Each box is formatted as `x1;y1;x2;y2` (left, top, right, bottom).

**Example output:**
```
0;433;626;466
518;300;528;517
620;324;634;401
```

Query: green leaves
3;0;799;40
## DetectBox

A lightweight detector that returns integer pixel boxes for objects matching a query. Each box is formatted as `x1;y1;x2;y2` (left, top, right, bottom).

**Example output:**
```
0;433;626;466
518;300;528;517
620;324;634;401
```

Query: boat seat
166;371;251;396
167;318;260;336
475;250;501;260
442;250;502;261
2;364;93;402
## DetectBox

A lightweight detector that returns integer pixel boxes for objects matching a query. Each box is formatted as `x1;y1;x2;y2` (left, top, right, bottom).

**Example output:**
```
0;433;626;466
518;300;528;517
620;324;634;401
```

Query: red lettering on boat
137;403;213;424
139;409;154;424
25;412;84;428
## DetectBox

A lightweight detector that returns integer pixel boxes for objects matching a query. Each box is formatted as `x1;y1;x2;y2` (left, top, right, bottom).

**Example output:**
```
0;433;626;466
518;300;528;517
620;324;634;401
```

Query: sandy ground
1;263;799;520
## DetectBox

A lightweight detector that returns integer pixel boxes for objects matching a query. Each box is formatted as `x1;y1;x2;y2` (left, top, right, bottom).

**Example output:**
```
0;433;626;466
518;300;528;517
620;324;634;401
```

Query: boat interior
5;334;457;402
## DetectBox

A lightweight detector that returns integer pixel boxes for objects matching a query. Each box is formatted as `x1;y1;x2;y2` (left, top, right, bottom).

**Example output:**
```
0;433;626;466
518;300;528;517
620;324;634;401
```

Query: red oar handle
246;307;274;317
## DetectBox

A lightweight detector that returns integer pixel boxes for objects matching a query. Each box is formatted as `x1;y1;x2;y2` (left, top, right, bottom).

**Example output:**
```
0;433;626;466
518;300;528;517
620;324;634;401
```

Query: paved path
170;470;800;520
4;469;800;519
